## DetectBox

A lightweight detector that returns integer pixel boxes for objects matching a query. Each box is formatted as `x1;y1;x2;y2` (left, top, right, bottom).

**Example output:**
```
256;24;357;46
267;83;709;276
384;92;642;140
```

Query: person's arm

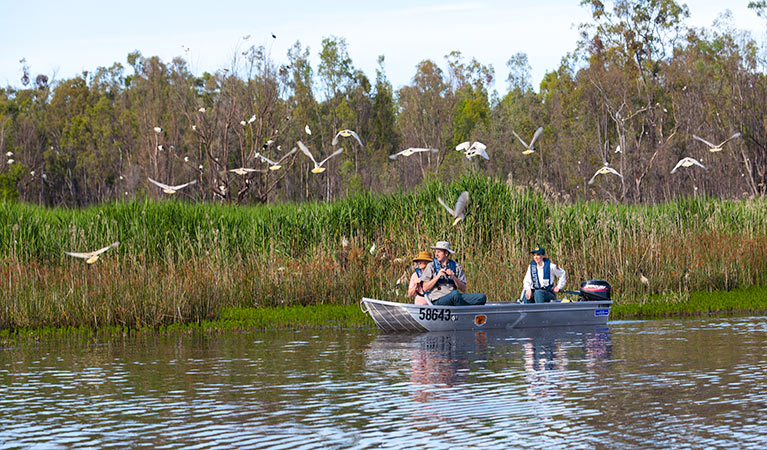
523;266;533;299
450;263;467;292
552;263;566;292
421;264;442;292
407;273;420;298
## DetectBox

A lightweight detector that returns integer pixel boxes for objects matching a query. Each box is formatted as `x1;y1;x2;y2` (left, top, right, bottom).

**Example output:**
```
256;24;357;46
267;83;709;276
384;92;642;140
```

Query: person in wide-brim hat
419;240;487;306
408;251;433;305
430;240;454;254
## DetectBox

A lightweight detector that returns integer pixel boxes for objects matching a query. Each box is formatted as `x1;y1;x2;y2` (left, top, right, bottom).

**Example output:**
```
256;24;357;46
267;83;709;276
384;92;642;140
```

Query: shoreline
2;285;766;342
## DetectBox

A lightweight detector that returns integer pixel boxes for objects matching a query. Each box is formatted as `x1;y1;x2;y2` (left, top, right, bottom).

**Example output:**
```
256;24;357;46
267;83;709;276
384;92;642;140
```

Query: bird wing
296;141;318;165
691;158;707;170
607;167;623;178
92;241;119;256
437;197;456;217
318;148;344;166
171;179;197;190
346;129;363;146
511;130;529;148
587;170;600;185
331;131;341;146
469;141;486;153
255;153;277;165
720;132;742;146
276;147;298;163
148;177;173;191
692;135;716;148
456;141;471;151
388;152;401;160
670;158;686;174
453;191;469;217
529;127;544;148
64;250;92;259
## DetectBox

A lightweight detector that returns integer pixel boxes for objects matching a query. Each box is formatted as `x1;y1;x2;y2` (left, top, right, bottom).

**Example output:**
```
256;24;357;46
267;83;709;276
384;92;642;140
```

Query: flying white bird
7;159;14;164
512;126;544;155
297;141;343;173
615;145;621;153
332;129;363;146
692;133;741;152
305;124;312;135
198;107;206;112
5;151;12;157
243;34;251;40
369;243;377;255
466;142;489;160
388;148;439;160
147;177;197;194
153;126;163;133
239;121;246;126
248;114;256;124
438;190;470;226
588;163;624;185
229;167;259;175
65;241;119;264
671;157;707;174
255;147;297;170
192;124;198;131
456;141;488;159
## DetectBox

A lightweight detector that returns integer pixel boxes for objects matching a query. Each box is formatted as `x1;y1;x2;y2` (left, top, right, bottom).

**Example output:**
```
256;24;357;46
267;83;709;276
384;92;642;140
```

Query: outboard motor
580;280;611;301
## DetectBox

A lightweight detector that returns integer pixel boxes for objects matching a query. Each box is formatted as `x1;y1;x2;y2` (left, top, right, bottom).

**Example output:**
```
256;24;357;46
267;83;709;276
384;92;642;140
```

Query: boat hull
360;298;611;332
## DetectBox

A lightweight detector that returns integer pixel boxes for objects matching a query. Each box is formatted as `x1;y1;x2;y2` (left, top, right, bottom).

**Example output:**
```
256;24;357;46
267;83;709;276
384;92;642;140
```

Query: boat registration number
595;309;609;317
418;308;452;321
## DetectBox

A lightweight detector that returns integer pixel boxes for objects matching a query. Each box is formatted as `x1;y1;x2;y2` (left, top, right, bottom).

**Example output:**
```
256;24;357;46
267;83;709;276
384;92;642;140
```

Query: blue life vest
426;258;457;294
414;267;425;295
530;258;553;290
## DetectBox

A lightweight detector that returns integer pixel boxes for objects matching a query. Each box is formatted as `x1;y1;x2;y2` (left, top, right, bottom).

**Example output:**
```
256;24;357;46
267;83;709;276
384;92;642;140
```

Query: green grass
2;174;767;331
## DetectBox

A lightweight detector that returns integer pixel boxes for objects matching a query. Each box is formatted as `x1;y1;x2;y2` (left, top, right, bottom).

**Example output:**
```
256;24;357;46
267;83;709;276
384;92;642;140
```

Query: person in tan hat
420;240;486;306
408;251;433;305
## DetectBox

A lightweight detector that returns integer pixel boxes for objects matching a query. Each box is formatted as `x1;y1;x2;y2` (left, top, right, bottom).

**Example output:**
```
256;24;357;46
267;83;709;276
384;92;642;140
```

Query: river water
1;315;767;449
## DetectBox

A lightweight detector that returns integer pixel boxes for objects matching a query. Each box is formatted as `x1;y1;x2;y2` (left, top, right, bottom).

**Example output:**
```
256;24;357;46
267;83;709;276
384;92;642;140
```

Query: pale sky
1;1;764;95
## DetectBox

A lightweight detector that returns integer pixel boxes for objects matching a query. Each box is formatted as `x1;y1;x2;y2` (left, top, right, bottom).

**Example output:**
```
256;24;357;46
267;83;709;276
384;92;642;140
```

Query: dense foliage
2;1;767;206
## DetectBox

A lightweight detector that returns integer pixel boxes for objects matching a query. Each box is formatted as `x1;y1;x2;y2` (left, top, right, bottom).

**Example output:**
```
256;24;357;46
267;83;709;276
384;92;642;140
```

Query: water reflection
5;317;767;448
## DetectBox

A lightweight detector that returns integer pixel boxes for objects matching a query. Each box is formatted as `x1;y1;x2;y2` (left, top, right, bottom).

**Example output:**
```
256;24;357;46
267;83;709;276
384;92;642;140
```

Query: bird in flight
229;167;260;175
297;141;343;173
332;129;363;147
65;241;119;264
588;163;623;185
148;177;197;194
305;124;312;135
153;126;163;134
388;148;439;160
456;141;489;160
512;127;543;155
255;147;297;170
692;133;741;152
438;191;470;226
671;157;707;174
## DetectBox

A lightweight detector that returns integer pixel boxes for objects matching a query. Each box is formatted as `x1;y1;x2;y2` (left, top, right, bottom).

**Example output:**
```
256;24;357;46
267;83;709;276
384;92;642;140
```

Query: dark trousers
525;289;556;303
433;290;487;306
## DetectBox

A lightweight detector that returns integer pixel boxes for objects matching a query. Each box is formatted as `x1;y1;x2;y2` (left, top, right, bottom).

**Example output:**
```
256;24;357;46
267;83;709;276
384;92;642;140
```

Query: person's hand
553;287;560;294
444;268;454;278
525;289;532;300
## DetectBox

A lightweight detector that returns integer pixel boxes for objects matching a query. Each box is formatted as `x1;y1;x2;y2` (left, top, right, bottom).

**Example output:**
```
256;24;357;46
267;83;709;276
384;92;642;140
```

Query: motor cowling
580;280;611;300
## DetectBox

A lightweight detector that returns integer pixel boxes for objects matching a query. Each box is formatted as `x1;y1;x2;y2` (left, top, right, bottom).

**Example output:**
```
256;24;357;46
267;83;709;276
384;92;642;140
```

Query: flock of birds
62;123;743;263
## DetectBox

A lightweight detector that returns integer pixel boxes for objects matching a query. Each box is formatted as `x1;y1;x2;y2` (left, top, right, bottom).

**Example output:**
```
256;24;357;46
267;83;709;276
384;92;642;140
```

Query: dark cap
530;246;546;255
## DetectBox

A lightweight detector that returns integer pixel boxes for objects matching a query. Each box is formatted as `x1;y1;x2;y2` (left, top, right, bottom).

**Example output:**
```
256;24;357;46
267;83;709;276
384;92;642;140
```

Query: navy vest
425;258;457;293
530;258;553;290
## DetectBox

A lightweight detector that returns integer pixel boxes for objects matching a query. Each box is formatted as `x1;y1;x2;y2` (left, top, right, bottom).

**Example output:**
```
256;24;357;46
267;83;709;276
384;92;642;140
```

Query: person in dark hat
523;246;566;303
420;240;486;306
408;251;433;305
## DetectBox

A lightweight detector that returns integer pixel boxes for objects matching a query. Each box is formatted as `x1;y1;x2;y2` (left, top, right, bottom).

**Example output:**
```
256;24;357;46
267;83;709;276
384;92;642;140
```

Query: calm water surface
2;315;767;449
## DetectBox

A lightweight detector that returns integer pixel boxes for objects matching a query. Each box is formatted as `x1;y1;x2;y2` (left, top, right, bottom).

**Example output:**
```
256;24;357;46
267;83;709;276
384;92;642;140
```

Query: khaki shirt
420;260;466;300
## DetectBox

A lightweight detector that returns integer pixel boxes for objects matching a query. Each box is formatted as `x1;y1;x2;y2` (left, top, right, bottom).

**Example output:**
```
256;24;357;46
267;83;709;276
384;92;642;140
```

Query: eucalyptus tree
578;0;689;201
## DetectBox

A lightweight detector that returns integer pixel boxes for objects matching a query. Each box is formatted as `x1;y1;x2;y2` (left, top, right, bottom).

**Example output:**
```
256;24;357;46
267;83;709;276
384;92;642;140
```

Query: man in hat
420;241;487;306
523;246;566;303
408;251;433;305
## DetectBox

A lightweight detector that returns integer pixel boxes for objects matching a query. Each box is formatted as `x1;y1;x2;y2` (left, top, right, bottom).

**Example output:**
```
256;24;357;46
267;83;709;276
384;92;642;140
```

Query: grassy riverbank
2;175;767;331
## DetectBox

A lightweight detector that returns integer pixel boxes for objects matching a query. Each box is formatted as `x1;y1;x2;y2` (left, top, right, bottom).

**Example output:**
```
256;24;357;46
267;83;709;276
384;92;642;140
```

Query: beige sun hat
430;241;454;254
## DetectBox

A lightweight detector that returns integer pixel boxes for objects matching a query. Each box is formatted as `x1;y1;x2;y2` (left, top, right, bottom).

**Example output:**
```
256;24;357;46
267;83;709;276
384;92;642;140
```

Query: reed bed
2;175;767;330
